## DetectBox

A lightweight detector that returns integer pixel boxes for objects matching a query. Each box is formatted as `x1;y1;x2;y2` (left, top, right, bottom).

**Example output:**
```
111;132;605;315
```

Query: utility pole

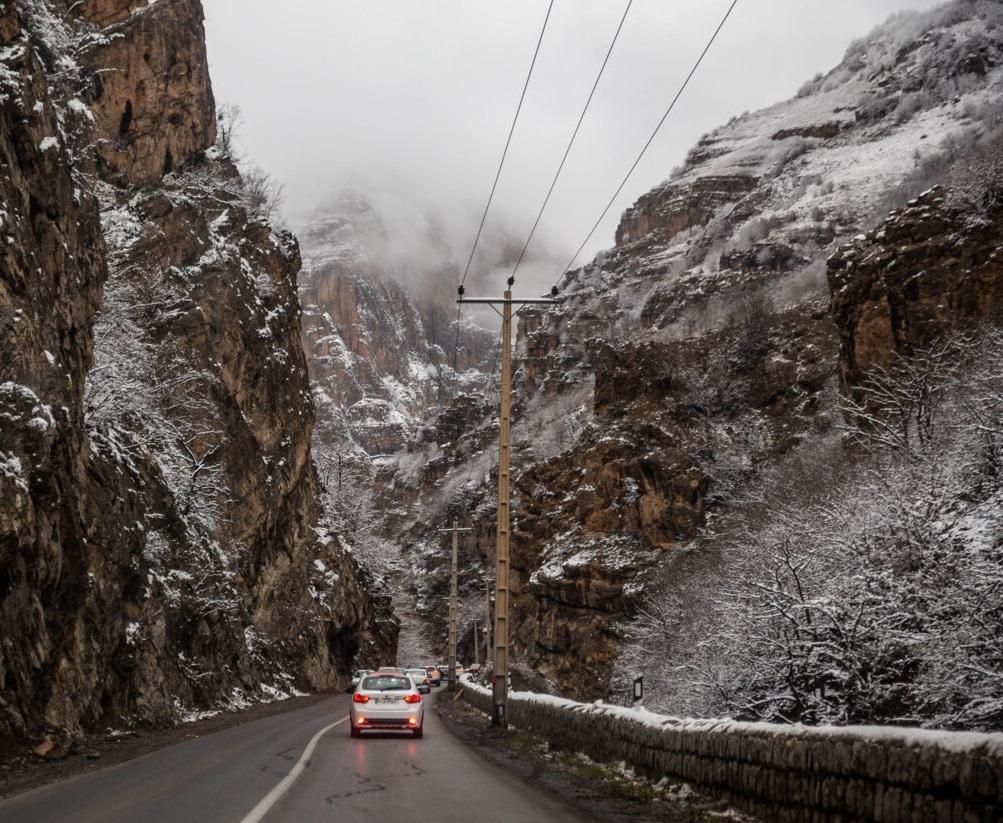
459;281;558;725
438;520;471;692
472;619;479;667
484;579;492;667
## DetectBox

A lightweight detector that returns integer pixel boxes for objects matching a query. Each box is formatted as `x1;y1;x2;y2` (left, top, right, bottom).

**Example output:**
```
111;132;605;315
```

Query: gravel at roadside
0;691;339;800
435;688;757;823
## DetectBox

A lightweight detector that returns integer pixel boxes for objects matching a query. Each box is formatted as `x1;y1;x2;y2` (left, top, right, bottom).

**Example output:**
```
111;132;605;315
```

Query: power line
450;1;554;399
458;0;555;291
509;0;633;284
551;0;740;290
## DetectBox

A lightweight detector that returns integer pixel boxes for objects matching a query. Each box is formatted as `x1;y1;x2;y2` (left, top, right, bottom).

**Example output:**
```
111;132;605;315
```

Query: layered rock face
0;0;394;742
299;196;495;461
1;0;113;740
378;1;1003;699
829;186;1003;389
615;175;757;248
296;196;498;662
82;0;216;186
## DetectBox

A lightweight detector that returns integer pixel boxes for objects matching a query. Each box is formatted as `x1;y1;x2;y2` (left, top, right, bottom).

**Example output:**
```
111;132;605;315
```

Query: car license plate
377;697;397;704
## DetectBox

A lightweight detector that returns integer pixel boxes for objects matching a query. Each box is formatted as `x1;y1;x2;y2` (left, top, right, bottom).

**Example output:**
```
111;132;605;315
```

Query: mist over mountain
296;0;1003;730
204;0;949;302
1;0;1001;784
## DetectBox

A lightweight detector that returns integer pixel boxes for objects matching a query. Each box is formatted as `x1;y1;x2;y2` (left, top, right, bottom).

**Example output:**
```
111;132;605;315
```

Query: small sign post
632;676;644;703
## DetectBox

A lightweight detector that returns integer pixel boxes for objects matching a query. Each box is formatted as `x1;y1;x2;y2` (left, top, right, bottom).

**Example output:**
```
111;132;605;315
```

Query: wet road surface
0;690;582;822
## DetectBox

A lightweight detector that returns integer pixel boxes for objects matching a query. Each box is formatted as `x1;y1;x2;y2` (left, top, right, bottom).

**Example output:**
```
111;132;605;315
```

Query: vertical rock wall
0;0;395;743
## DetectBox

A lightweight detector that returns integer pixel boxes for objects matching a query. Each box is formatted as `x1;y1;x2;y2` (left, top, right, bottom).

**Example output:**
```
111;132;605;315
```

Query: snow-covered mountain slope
0;0;395;743
299;194;495;462
556;0;1002;351
296;195;501;663
366;0;1003;721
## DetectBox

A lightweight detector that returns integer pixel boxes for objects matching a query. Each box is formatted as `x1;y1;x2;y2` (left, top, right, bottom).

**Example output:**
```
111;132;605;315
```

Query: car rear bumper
350;706;424;730
355;717;418;729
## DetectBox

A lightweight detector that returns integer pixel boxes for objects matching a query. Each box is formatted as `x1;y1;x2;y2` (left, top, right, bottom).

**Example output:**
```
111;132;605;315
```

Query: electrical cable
458;0;555;291
508;0;633;283
550;0;740;291
448;1;555;405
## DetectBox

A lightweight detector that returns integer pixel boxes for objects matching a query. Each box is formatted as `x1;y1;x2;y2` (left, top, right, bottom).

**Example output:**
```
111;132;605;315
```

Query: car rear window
361;676;411;691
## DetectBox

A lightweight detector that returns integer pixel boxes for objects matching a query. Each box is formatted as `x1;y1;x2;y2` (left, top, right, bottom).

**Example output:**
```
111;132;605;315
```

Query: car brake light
353;693;370;703
404;694;421;704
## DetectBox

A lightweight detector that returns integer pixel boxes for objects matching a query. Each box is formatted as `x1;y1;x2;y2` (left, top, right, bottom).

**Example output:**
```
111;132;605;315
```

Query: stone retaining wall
458;678;1003;822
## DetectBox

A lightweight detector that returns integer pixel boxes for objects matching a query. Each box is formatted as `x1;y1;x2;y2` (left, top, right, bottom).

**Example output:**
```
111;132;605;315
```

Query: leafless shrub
216;103;245;162
945;133;1003;217
724;290;773;371
240;166;285;223
629;328;1003;730
839;337;962;458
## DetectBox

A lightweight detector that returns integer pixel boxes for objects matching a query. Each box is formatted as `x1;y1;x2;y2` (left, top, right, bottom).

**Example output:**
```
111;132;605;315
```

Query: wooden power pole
484;579;492;668
438;520;471;692
459;284;558;725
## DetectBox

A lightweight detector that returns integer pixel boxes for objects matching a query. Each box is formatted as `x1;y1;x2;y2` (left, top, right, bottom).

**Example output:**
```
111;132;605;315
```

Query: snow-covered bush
239;166;285;223
624;329;1003;731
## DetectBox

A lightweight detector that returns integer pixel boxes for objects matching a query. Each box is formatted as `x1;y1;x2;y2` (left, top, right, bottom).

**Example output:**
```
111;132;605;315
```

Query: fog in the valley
204;0;945;296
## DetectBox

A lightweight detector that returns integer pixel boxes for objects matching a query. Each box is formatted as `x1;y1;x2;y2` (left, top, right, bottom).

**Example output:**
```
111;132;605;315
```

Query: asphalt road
0;690;583;823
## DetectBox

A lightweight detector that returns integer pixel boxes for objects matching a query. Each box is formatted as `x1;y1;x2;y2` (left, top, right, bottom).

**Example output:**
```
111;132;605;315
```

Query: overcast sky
203;0;945;287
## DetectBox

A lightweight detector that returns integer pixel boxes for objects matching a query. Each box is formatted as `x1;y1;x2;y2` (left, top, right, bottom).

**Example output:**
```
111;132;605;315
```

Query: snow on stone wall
458;676;1002;822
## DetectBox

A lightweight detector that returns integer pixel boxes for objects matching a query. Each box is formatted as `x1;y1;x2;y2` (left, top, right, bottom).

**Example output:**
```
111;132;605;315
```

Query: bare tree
216;103;245;162
621;328;1003;730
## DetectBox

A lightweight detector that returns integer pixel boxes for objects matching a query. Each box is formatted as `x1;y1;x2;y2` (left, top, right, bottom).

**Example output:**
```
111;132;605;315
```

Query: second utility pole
439;519;471;692
459;281;558;725
484;579;492;668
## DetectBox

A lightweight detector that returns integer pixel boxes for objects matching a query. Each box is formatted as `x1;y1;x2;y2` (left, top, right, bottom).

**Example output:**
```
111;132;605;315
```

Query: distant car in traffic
437;664;448;677
425;666;441;687
351;673;424;738
348;669;372;692
405;668;431;694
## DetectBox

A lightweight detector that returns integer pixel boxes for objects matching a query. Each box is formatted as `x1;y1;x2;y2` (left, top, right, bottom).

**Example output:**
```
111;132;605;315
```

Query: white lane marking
238;715;348;823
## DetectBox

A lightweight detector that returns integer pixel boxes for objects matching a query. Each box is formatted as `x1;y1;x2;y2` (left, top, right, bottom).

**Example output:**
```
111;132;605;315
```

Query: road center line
238;715;348;823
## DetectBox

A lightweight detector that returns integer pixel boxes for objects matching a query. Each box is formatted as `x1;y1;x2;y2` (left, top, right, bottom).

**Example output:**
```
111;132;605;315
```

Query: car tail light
353;693;370;703
404;694;421;704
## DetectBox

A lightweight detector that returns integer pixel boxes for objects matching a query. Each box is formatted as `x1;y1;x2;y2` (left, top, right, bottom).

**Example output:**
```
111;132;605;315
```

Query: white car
405;668;431;694
347;669;371;692
350;672;425;738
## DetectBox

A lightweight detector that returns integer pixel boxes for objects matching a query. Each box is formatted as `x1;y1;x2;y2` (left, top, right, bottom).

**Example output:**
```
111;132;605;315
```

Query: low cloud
205;0;945;304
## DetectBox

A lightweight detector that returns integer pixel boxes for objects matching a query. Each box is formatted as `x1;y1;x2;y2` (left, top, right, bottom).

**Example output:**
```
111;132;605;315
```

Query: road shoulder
435;688;757;823
0;691;340;800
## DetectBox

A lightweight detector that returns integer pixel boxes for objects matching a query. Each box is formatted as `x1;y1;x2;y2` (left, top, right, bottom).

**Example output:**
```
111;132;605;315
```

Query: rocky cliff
299;194;495;464
0;0;394;745
296;194;514;661
830;184;1003;390
369;0;1003;701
